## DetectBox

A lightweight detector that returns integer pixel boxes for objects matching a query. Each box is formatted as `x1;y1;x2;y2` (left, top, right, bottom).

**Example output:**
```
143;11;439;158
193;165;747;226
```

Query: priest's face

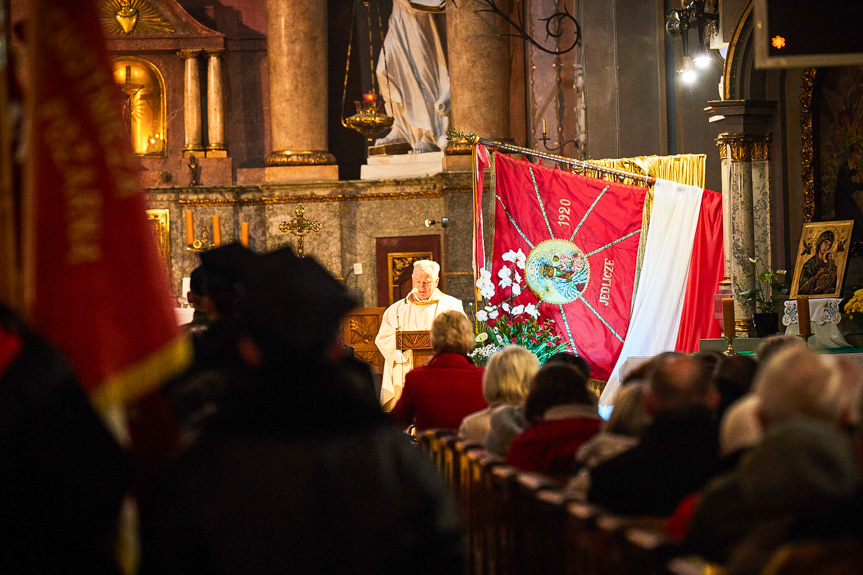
412;269;438;300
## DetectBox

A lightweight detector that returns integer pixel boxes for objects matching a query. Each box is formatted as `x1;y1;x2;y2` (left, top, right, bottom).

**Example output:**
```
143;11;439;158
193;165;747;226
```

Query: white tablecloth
782;297;850;349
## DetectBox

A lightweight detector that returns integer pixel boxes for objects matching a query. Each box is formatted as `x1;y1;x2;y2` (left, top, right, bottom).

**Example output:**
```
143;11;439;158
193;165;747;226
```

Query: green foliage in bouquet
470;250;571;367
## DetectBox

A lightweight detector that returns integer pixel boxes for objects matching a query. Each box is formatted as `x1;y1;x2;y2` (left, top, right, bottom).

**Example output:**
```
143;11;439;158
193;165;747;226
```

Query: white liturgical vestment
375;289;464;407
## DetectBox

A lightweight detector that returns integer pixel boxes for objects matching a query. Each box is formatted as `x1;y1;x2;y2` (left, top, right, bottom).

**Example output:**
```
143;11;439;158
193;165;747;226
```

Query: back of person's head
714;354;759;420
604;381;651;437
648;352;716;412
719;394;763;456
545;351;591;379
755;347;845;428
756;334;807;364
524;363;595;422
483;345;540;404
430;311;473;355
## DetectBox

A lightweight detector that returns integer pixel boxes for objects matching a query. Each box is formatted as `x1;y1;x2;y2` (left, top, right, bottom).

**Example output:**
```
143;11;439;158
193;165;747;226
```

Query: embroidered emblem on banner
526;239;590;304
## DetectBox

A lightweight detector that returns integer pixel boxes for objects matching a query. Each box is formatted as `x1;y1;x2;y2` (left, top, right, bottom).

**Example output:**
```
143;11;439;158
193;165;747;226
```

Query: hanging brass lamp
340;0;394;143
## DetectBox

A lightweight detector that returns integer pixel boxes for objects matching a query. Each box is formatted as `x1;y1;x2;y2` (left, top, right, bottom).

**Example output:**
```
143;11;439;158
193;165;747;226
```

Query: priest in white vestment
375;260;465;410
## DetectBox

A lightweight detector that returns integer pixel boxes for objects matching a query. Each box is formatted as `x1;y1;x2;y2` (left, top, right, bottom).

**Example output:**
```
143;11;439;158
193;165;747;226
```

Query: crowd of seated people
386;333;863;572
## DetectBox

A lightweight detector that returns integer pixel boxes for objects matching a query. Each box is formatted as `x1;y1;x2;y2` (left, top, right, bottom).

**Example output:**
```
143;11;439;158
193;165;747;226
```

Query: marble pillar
178;50;204;156
446;0;511;157
725;134;756;333
206;50;227;158
264;0;337;182
751;134;773;295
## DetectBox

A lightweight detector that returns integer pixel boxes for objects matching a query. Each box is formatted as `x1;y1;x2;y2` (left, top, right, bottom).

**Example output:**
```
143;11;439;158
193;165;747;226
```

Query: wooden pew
418;429;720;575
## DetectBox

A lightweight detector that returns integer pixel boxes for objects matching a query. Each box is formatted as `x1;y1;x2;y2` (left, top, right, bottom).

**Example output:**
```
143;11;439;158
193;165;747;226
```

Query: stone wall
147;171;480;310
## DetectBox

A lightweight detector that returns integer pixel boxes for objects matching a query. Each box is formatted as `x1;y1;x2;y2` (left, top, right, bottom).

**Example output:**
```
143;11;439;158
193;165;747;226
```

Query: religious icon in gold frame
789;220;853;299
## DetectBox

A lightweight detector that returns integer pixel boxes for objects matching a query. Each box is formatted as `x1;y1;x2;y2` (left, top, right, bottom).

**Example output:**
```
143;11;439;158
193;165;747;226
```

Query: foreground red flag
25;0;191;413
491;154;647;380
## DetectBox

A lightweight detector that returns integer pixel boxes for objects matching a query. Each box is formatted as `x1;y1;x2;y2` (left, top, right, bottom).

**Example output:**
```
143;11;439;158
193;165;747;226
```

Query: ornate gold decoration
726;134;751;162
343;99;394;140
265;150;337;167
112;57;167;156
750;134;772;162
716;137;728;160
349;317;377;345
173;186;471;207
444;271;473;276
278;205;322;257
445;126;477;156
800;68;817;223
100;0;174;35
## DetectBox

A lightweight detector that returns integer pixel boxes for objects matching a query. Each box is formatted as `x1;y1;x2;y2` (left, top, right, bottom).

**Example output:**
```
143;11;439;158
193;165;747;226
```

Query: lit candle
185;210;194;246
212;215;221;247
542;118;547;135
797;295;811;337
240;222;249;248
722;297;735;339
363;92;377;103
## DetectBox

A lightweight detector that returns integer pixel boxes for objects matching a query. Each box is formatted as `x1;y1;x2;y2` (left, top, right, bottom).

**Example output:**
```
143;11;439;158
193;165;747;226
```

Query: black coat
588;404;720;516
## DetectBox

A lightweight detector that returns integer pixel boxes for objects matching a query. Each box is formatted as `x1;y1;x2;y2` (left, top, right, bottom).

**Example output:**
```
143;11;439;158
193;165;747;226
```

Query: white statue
375;0;450;153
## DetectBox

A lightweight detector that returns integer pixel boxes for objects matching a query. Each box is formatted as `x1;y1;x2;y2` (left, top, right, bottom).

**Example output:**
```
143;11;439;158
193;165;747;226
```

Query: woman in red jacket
390;311;486;432
506;363;601;478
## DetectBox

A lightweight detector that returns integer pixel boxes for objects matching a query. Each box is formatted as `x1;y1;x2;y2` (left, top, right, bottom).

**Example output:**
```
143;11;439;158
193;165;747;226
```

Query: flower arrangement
843;287;863;324
469;249;571;366
739;257;789;313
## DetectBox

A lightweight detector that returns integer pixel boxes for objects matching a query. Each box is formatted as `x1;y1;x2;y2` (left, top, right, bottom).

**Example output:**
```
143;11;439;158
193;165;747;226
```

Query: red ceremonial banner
26;0;191;412
491;154;647;380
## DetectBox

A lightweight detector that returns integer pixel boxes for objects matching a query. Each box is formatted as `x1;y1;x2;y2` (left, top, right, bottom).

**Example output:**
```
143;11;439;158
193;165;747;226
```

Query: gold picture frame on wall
146;209;171;282
801;66;863;255
789;220;853;299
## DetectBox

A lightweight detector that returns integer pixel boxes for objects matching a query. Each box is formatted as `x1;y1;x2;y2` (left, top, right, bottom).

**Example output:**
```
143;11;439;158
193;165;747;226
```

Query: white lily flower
525;303;539;318
516;249;527;269
502;250;517;262
512;283;521;296
512;305;525;316
489;309;499;319
501;302;510;312
475;310;488;322
498;267;512;279
480;285;495;299
499;276;512;288
479;268;492;280
515;271;522;284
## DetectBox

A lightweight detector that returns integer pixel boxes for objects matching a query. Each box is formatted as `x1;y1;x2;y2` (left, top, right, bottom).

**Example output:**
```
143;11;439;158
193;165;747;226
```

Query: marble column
751;134;773;296
206;50;227;158
178;50;204;156
446;0;511;156
264;0;336;182
725;134;756;330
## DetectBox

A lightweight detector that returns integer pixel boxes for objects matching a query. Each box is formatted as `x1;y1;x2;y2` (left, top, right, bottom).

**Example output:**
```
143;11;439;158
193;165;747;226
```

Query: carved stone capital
265;150;337;166
750;133;772;162
204;49;225;58
716;137;728;159
724;134;751;162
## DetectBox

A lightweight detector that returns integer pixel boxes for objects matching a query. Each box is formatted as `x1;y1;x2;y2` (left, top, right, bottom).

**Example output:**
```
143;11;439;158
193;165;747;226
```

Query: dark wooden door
376;235;443;306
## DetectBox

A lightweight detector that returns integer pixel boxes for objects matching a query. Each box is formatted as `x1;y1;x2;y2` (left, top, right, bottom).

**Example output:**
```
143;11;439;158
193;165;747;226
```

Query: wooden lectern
396;330;434;369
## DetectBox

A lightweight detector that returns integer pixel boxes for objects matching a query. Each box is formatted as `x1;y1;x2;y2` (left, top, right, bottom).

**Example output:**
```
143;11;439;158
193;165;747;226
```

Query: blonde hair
483;345;540;404
413;260;440;281
430;310;473;354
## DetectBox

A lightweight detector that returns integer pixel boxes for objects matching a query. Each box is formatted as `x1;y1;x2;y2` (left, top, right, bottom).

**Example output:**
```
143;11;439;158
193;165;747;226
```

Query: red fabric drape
674;189;724;352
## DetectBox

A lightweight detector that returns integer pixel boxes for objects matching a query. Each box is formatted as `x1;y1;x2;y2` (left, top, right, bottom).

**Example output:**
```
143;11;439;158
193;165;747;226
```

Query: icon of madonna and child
791;223;853;298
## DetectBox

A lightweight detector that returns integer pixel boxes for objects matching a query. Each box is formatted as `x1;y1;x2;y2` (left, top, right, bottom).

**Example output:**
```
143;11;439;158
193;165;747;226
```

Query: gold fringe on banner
571;153;707;310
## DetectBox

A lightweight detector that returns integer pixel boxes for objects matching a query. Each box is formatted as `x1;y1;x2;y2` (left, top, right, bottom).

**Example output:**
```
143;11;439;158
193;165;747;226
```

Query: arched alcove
112;57;166;156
